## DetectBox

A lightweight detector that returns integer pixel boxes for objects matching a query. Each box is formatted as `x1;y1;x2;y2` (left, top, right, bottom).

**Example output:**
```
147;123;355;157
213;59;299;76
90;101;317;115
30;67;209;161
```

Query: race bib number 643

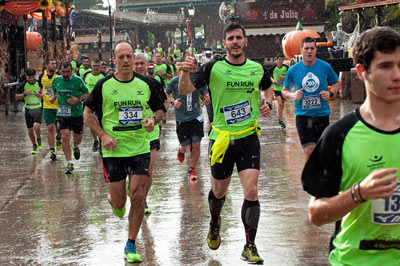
223;100;251;125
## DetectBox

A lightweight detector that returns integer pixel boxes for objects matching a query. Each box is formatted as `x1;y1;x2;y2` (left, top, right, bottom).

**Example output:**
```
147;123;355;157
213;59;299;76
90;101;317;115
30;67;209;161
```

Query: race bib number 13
119;107;143;125
371;184;400;225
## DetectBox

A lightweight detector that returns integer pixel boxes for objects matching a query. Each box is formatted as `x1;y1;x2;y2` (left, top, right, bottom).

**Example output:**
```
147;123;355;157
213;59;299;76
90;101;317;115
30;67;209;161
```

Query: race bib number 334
119;107;143;125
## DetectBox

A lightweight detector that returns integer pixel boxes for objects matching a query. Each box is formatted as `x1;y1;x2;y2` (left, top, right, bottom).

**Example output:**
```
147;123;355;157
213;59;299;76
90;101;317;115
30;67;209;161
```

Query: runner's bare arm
178;56;197;95
309;168;398;226
83;107;117;150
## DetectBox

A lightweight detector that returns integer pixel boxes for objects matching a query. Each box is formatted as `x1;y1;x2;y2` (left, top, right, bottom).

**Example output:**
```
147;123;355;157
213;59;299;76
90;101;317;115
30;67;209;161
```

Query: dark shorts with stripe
24;108;42;128
102;153;150;182
56;116;84;134
209;133;260;180
150;139;160;151
295;115;330;147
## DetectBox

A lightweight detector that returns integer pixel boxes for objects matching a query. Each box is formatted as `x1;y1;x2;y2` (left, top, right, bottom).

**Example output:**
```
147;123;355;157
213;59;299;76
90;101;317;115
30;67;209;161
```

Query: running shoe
56;137;62;151
111;205;126;218
279;120;286;129
241;244;264;264
73;146;80;160
187;168;198;181
207;223;221;250
107;197;126;218
144;199;151;215
37;140;43;150
65;163;74;174
124;242;142;263
50;150;57;161
177;150;185;163
31;145;37;155
92;140;99;152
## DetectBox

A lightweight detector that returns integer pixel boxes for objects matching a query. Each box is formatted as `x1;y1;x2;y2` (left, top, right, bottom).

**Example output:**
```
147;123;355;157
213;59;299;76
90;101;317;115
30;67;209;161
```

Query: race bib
45;87;52;96
302;95;321;109
187;93;192;112
58;105;71;116
196;114;204;123
223;100;251;125
371;184;400;225
119;107;143;125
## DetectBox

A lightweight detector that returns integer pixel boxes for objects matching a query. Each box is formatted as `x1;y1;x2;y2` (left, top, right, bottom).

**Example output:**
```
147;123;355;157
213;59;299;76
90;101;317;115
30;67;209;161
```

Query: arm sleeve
260;66;272;91
85;81;103;114
38;73;44;88
283;68;293;89
166;64;172;74
327;65;339;84
190;60;215;90
148;78;167;113
165;77;175;94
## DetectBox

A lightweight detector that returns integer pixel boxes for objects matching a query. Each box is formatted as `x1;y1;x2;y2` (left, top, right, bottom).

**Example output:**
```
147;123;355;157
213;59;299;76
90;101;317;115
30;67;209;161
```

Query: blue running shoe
124;242;142;263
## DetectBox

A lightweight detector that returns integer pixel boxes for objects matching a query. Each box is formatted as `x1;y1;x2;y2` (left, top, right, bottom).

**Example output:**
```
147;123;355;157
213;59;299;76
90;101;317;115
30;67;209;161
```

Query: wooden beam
339;0;400;11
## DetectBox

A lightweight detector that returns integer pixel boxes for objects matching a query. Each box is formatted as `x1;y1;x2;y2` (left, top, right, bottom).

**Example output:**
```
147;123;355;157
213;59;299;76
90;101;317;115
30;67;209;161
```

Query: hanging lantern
282;17;320;59
26;32;43;51
38;0;52;11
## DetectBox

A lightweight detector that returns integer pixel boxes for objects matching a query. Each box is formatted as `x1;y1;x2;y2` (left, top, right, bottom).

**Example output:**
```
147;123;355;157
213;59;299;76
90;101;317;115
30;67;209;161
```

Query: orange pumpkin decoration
282;18;320;59
26;32;42;51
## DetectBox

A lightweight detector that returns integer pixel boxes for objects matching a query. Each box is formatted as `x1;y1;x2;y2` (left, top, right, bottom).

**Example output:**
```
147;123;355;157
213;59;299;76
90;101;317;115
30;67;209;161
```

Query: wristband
23;93;27;97
329;91;334;98
153;115;159;124
357;183;366;203
266;101;273;111
351;183;361;204
182;68;189;73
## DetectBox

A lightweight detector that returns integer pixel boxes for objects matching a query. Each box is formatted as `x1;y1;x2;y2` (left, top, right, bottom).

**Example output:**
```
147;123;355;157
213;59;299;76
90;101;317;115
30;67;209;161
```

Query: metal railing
1;82;19;115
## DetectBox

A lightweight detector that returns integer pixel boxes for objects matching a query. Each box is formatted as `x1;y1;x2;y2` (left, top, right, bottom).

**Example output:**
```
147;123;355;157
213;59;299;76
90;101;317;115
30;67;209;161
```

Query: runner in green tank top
83;58;106;152
15;68;43;155
179;23;273;264
302;27;400;266
83;41;166;264
270;54;289;128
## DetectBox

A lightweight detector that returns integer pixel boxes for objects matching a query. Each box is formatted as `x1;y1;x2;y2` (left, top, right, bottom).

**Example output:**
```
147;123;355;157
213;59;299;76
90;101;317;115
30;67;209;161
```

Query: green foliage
325;0;400;32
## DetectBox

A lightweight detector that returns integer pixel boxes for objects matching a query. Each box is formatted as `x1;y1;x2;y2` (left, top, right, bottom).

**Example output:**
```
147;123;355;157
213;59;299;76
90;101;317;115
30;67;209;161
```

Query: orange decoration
327;41;334;46
26;32;42;51
282;18;320;59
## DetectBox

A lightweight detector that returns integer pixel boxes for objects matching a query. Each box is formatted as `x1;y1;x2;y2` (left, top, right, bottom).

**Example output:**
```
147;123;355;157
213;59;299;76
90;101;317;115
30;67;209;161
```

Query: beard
227;45;245;58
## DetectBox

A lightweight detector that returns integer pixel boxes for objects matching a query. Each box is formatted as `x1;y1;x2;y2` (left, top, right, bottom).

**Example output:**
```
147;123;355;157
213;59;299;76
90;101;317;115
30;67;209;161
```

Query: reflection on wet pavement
0;99;360;265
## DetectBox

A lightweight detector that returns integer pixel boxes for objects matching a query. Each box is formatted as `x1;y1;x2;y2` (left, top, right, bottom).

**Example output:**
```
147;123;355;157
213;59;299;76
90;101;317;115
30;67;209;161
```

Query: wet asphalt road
0;99;360;266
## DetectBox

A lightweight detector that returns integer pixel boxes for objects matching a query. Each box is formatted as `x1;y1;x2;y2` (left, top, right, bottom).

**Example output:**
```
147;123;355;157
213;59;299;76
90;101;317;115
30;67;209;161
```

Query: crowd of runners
15;24;400;265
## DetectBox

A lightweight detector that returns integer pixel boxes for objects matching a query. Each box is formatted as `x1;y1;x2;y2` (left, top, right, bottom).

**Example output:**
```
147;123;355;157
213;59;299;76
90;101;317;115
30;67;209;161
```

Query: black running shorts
56;116;84;134
24;108;42;128
150;139;160;151
295;115;330;147
102;153;150;182
209;133;260;180
176;119;204;146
